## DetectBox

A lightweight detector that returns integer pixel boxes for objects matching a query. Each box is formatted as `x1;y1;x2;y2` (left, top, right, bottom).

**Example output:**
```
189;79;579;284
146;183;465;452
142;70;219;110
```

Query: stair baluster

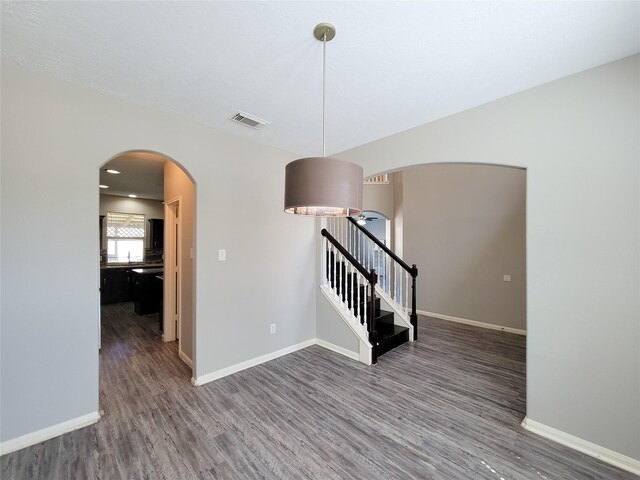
368;271;378;365
346;217;419;341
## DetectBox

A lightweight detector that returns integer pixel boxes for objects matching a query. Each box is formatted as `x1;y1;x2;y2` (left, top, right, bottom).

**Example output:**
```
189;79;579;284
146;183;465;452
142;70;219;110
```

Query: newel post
369;269;378;365
410;264;418;341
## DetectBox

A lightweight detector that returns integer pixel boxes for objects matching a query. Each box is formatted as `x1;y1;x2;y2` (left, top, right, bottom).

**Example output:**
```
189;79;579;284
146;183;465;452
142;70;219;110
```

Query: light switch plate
218;249;226;261
503;274;512;282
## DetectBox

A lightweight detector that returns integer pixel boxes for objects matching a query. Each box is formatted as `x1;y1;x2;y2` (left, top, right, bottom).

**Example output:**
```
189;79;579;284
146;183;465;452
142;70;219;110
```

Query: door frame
163;196;182;359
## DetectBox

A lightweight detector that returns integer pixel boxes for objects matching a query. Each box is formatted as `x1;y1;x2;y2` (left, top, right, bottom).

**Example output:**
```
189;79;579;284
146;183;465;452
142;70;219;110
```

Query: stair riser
375;312;395;327
376;329;410;358
349;304;382;323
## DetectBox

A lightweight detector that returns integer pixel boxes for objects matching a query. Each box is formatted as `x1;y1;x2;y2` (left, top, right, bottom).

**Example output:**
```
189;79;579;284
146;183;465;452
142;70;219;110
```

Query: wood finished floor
1;303;635;479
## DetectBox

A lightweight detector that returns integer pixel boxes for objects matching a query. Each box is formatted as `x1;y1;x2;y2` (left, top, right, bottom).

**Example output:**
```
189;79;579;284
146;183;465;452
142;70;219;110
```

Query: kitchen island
131;268;163;316
100;263;163;305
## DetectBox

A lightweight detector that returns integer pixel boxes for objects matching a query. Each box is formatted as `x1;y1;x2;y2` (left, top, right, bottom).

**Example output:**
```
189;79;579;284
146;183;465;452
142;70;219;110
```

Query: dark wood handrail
321;229;377;284
347;217;418;277
346;216;419;342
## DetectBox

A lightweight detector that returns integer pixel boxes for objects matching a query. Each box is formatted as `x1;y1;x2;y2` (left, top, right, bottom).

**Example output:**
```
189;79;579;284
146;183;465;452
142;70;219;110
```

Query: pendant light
284;23;363;217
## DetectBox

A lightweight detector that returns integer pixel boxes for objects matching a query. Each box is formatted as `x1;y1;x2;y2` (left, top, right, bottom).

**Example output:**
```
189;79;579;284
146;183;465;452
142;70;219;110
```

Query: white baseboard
315;338;359;361
521;417;640;476
0;411;100;456
192;339;315;386
418;310;526;335
179;349;193;368
192;338;362;387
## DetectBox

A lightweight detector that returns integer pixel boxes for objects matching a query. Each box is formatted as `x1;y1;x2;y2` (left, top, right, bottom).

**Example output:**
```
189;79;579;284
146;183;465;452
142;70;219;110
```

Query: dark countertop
101;263;163;270
131;268;164;275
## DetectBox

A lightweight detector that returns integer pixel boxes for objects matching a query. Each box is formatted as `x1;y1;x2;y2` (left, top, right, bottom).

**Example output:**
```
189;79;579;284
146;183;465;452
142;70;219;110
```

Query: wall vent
231;111;269;129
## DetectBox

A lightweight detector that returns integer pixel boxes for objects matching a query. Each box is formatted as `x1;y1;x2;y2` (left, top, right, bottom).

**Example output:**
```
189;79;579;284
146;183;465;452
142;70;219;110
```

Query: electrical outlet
270;323;276;334
503;274;512;282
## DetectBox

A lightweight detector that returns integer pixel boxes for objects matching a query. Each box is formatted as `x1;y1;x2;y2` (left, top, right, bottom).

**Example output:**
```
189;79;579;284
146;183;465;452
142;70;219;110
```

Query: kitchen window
106;212;145;263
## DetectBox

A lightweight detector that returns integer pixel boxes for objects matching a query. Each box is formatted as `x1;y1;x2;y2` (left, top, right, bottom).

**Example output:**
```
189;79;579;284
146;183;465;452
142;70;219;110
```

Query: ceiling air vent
231;111;269;129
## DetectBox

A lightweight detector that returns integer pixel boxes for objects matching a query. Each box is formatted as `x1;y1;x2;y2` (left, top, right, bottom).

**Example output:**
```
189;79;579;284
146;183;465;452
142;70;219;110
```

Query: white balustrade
331;218;414;324
321;230;371;335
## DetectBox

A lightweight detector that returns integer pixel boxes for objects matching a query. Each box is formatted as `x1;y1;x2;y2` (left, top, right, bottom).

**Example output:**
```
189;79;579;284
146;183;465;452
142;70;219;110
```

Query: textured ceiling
2;1;639;156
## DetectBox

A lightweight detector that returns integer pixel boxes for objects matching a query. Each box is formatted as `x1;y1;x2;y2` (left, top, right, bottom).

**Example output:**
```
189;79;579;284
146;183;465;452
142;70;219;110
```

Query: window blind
106;212;145;238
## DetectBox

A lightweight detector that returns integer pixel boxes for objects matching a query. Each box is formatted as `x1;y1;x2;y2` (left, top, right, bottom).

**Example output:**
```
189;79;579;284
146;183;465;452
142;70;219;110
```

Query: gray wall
393;172;404;258
402;164;526;331
0;62;316;442
362;180;394;220
316;292;360;353
362;176;394;249
339;55;640;459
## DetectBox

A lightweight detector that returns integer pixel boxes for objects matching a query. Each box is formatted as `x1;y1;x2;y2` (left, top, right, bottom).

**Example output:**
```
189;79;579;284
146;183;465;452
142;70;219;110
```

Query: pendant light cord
322;31;326;158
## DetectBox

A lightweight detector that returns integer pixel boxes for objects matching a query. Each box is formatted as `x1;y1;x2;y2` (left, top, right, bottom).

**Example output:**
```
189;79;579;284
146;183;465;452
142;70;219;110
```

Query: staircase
321;217;418;364
376;313;411;357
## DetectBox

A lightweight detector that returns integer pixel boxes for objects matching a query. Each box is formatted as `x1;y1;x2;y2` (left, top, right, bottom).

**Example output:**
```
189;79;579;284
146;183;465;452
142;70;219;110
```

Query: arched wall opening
98;150;197;387
361;162;527;406
376;163;527;333
353;210;390;245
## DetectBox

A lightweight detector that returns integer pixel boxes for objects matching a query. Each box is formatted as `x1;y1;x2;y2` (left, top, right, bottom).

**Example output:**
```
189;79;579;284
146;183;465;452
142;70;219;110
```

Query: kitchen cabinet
100;268;132;304
132;268;163;315
99;215;105;251
148;219;164;249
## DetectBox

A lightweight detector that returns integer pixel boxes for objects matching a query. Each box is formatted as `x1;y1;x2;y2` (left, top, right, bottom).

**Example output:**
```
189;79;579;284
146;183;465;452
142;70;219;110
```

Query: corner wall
164;161;195;362
339;55;640;461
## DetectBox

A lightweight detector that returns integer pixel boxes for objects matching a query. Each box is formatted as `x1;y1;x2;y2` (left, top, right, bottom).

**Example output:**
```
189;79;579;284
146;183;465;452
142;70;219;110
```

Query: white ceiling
2;1;639;157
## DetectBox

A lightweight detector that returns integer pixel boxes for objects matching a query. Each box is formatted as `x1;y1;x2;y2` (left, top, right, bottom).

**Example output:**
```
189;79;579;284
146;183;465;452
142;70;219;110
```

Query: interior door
163;199;181;347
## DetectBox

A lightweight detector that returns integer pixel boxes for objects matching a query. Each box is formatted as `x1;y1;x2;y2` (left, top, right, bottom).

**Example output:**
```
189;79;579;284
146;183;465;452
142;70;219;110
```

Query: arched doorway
354;210;389;245
98;150;196;399
388;163;526;335
376;164;527;416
